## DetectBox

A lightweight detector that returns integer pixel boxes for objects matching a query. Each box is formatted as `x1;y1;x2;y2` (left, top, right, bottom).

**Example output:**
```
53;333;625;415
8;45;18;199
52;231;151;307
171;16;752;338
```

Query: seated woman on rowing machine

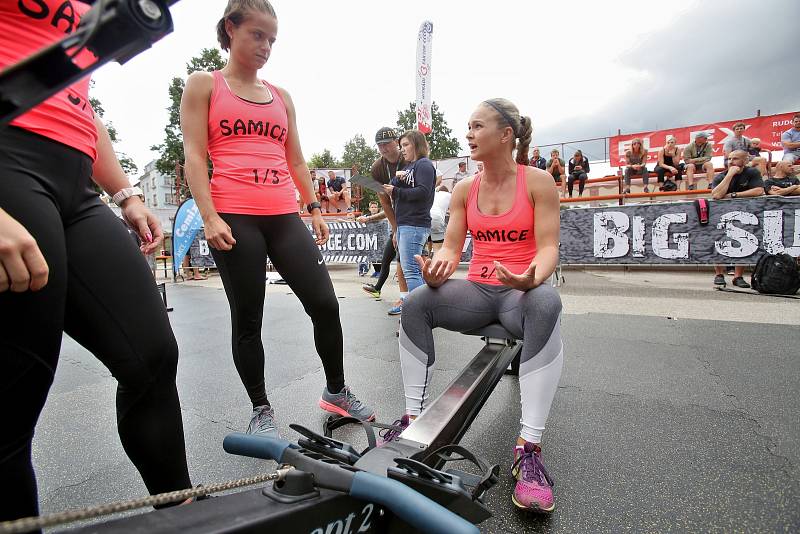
385;98;564;513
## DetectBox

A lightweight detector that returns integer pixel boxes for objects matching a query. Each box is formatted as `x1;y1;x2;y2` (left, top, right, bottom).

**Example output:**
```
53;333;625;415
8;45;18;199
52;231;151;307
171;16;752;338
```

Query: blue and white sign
171;198;204;274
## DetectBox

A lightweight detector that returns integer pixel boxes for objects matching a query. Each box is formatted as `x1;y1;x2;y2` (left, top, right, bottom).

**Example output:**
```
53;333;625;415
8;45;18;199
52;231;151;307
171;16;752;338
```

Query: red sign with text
609;112;795;166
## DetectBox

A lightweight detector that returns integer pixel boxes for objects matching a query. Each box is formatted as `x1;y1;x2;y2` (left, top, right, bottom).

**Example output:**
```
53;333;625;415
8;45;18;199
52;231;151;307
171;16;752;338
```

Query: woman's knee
520;284;562;319
119;331;179;391
304;290;340;322
403;285;436;315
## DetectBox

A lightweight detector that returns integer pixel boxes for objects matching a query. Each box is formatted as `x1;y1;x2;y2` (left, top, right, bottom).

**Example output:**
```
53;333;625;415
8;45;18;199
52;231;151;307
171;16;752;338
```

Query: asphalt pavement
31;266;799;533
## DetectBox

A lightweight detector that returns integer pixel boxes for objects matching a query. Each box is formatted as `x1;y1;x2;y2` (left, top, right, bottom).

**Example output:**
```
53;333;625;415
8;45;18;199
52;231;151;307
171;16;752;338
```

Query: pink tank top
466;165;537;286
1;1;98;159
207;70;297;215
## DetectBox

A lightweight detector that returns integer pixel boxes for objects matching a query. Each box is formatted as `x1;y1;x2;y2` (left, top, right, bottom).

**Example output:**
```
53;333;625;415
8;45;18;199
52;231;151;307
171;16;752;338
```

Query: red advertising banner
609;112;795;166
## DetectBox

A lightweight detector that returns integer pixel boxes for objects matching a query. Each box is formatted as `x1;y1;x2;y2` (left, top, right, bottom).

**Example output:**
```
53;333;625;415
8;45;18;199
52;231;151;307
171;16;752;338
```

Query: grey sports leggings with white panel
399;280;563;443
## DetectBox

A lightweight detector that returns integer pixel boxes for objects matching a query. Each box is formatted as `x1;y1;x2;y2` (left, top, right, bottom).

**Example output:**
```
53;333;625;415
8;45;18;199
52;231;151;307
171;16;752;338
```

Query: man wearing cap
683;131;715;190
362;128;408;313
453;161;470;189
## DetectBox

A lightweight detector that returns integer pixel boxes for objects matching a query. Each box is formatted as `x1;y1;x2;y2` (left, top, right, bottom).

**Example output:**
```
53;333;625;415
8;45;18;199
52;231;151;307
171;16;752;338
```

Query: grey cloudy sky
90;0;799;173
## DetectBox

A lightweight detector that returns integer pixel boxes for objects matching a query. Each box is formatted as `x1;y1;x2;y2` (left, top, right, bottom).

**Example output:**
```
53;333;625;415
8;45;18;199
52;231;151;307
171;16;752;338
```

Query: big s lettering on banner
609;112;795;166
560;197;800;264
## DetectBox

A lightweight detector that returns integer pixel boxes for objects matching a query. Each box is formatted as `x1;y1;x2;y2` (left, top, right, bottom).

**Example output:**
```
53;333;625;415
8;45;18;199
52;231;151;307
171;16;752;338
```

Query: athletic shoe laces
341;387;365;412
512;445;554;487
379;416;409;443
251;407;276;433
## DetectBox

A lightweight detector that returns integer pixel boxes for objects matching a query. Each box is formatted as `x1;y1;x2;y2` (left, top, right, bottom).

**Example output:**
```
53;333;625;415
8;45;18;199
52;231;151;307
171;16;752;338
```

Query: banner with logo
609;112;795;167
186;219;390;268
189;236;216;268
560;196;800;264
415;21;433;134
318;220;389;263
171;198;204;274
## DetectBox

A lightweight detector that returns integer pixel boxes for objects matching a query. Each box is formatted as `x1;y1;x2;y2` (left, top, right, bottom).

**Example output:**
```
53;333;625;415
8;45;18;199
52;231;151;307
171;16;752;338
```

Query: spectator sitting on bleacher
327;170;352;213
654;135;684;190
546;149;566;192
711;150;765;289
711;150;764;200
623;138;650;193
683;131;715;190
724;122;767;176
780;113;800;164
764;160;800;196
531;147;547;170
567;150;590;197
316;174;330;213
746;138;769;176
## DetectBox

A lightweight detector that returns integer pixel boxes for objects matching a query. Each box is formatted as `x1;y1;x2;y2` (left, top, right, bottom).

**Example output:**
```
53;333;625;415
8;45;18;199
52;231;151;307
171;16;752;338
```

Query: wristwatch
731;192;737;198
112;186;144;207
306;201;322;213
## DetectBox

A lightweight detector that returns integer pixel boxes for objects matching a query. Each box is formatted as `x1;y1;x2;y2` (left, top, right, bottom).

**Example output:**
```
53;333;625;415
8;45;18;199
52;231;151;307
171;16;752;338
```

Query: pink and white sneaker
511;442;555;512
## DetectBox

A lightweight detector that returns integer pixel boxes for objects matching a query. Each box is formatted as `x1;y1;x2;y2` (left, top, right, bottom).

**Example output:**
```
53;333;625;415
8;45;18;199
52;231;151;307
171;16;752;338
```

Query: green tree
151;48;226;199
396;101;461;160
340;134;379;211
307;149;341;169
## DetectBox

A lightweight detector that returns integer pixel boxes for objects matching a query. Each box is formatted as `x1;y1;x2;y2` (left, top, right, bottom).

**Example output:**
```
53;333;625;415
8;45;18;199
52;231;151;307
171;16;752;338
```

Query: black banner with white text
560;197;800;264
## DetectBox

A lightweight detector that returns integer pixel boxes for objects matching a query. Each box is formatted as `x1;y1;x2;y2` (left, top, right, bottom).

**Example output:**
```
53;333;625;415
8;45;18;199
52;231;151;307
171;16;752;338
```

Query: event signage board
560;197;800;264
609;112;795;166
188;220;390;267
415;21;433;134
171;198;204;274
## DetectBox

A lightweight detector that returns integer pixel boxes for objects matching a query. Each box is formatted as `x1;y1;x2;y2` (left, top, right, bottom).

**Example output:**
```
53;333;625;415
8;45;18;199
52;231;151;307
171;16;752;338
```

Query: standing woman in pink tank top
181;0;374;438
385;99;565;513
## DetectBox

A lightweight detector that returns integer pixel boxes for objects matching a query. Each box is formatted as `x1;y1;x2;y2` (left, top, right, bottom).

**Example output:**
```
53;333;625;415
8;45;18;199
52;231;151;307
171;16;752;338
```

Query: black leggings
211;213;345;406
373;233;397;292
0;128;191;522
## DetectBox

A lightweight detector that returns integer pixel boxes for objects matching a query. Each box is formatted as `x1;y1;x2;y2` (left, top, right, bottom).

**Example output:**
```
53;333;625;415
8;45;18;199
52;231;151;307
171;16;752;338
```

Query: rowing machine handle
350;470;479;534
222;433;479;534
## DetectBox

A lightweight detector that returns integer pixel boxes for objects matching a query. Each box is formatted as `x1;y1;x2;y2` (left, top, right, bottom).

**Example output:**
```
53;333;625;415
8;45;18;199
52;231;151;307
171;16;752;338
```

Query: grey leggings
399;280;563;442
624;165;649;186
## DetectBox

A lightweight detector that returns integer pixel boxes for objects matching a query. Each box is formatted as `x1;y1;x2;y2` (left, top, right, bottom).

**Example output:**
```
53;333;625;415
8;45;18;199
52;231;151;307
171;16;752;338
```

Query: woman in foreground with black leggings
0;1;193;524
181;0;374;438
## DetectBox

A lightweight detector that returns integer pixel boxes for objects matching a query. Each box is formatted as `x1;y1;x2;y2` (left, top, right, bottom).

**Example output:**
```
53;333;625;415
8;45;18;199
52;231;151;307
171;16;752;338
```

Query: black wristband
306;201;322;213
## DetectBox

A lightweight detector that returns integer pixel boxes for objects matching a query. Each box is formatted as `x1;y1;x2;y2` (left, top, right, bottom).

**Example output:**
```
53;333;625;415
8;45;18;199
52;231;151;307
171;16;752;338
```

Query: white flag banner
415;21;433;134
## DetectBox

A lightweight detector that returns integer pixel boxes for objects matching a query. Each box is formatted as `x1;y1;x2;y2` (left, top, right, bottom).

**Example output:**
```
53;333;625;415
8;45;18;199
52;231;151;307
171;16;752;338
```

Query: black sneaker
713;274;726;287
732;277;750;289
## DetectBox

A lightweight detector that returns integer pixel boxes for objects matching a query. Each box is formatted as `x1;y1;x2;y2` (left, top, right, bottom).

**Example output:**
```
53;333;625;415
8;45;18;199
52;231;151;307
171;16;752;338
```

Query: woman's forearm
185;156;217;220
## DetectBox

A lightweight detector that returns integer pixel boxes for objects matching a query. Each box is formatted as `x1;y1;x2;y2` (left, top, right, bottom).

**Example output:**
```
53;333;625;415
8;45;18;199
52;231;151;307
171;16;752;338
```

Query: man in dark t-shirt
327;170;352;212
710;150;764;200
710;150;765;289
362;127;408;313
764;161;800;196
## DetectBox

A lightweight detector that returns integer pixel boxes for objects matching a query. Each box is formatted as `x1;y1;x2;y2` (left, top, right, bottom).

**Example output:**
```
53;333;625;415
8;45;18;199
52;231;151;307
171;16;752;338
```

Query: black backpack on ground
750;253;800;295
660;180;678;192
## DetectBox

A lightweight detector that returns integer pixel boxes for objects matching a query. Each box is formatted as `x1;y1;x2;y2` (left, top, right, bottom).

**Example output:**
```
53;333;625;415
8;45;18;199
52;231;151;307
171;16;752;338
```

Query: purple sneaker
377;414;410;446
511;442;555;512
